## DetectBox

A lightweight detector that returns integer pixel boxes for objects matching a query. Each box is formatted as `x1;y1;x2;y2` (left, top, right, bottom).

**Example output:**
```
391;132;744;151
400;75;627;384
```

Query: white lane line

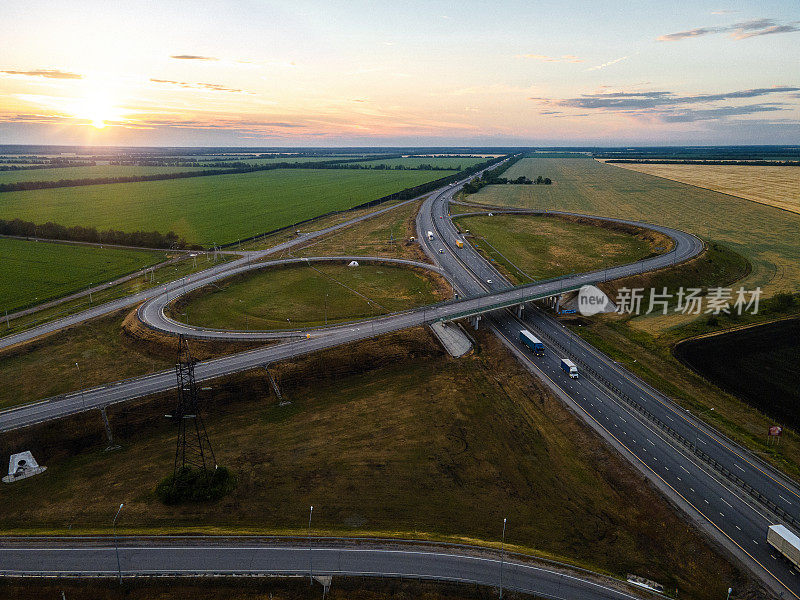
680;465;690;474
721;498;734;509
647;439;655;446
735;525;741;531
734;463;746;473
779;494;793;505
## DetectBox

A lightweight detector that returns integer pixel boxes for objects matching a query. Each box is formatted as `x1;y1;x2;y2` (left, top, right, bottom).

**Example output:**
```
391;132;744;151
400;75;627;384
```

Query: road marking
734;463;746;473
736;525;741;531
647;439;655;446
721;498;734;509
680;465;690;474
780;495;793;505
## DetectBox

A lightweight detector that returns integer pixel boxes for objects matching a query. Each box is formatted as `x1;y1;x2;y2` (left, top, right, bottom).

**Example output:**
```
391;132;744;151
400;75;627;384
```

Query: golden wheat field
604;162;800;214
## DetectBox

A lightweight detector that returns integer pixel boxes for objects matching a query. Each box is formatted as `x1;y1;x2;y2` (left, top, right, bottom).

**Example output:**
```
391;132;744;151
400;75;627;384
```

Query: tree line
0;218;198;250
0;156;407;192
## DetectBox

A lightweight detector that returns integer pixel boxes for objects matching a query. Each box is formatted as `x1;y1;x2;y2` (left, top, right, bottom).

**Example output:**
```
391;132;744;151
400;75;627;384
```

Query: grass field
453;213;666;284
470;158;800;299
0;328;749;599
292;198;425;261
173;262;446;330
0;164;220;184
0;168;455;245
344;157;488;169
605;162;800;215
0;309;174;409
0;251;234;339
0;237;163;312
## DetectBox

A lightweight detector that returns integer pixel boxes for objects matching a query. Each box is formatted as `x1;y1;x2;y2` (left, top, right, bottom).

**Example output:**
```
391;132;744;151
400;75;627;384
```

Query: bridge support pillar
99;406;120;451
471;315;481;330
516;304;524;318
555;294;562;313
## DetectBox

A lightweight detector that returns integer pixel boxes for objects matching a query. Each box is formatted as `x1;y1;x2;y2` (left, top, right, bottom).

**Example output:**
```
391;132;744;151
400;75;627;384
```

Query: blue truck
519;330;545;355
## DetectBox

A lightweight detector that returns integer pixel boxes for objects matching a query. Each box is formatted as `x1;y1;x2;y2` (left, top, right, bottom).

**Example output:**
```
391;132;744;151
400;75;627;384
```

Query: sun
72;91;122;129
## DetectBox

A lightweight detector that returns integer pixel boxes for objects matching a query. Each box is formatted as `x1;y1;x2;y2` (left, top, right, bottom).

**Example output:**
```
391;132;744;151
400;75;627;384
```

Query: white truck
560;358;578;379
427;230;434;241
767;524;800;569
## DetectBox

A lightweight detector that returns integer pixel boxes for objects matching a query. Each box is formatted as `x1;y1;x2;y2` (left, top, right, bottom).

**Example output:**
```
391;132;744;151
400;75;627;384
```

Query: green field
454;214;665;283
0;237;163;312
345;156;487;170
471;158;800;297
173;262;446;330
0;164;220;184
0;168;454;245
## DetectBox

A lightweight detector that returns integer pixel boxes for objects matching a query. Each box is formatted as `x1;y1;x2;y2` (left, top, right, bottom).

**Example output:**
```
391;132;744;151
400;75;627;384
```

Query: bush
155;465;236;505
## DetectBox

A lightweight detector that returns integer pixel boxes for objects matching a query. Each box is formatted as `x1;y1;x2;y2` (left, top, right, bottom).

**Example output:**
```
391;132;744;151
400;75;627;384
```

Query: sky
0;0;798;147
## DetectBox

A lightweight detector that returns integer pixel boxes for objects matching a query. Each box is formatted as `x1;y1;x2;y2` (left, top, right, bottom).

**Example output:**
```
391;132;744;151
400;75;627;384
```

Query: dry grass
470;158;800;299
605;162;800;215
455;213;669;284
0;328;754;599
290;198;429;263
0;577;521;600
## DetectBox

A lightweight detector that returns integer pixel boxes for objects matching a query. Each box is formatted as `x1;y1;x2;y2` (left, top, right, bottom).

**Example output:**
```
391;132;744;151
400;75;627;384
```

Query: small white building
348;260;359;267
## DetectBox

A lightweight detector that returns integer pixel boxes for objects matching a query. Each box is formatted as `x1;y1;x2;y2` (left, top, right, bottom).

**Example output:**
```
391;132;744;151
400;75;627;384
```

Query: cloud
661;104;785;122
169;54;219;61
711;9;738;15
657;27;723;42
554;86;800;109
658;18;800;41
585;55;632;71
531;85;799;124
516;54;583;63
0;69;83;80
149;78;248;93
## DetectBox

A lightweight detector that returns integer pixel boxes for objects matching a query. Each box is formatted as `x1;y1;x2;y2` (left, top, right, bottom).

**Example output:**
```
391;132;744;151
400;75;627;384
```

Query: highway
3;161;799;596
416;184;800;598
0;537;648;600
0;210;702;432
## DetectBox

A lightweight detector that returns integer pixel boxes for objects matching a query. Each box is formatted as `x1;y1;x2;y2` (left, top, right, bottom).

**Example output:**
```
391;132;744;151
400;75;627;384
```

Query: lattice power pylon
173;335;216;478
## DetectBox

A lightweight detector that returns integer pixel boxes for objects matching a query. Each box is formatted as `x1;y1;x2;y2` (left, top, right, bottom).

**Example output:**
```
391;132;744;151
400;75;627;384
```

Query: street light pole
500;517;507;599
308;505;314;584
114;503;124;585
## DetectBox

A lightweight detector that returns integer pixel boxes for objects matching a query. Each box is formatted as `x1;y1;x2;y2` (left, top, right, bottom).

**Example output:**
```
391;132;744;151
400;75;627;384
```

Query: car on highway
439;248;445;254
486;279;492;284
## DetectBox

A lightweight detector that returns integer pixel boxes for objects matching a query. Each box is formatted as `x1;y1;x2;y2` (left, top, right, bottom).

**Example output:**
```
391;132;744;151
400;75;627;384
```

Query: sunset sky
1;0;798;146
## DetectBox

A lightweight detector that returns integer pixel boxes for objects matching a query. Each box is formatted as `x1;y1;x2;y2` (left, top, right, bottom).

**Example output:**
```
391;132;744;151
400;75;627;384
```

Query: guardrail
530;323;799;528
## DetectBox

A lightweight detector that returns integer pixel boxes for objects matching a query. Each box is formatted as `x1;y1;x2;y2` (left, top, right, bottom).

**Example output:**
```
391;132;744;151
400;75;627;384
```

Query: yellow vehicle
455;239;464;249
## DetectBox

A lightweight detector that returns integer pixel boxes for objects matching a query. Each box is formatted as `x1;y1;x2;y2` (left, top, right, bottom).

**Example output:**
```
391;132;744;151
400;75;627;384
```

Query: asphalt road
416;184;799;598
0;206;702;432
3;161;798;596
0;537;648;600
0;197;420;352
